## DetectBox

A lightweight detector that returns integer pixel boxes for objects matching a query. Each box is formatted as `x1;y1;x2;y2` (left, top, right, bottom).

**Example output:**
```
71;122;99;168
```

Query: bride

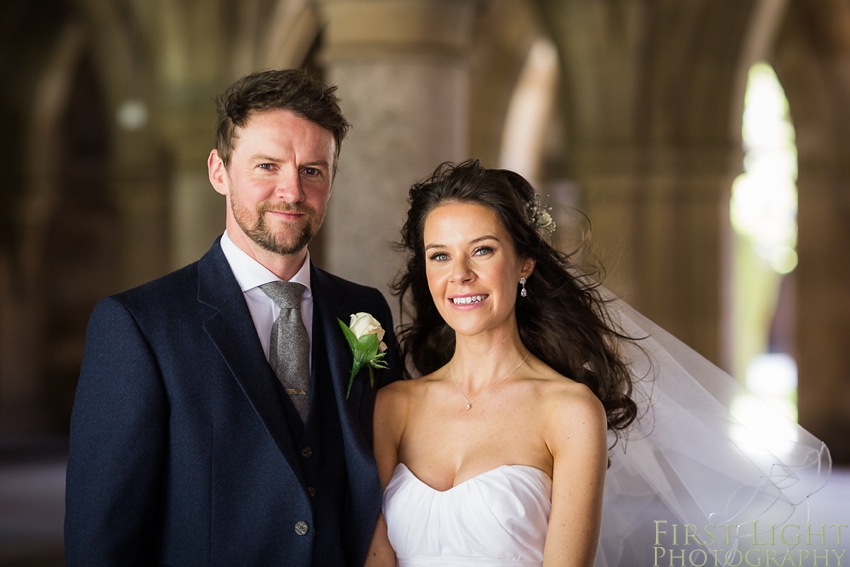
365;161;639;566
365;160;830;567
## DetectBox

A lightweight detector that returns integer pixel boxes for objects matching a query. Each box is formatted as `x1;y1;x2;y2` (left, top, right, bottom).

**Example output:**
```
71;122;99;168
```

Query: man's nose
274;168;304;203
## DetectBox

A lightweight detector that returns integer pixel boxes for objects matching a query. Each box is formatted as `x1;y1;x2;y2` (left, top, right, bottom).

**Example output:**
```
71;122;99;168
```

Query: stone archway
536;0;758;368
41;52;120;432
0;16;120;434
772;0;850;463
468;0;550;170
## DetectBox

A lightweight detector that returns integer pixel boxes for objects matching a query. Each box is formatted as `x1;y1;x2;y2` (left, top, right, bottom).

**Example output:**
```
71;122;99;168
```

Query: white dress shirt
219;231;313;366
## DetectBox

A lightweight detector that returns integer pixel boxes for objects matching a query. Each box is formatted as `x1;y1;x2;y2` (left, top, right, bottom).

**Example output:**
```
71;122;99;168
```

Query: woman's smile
449;294;489;306
423;202;534;338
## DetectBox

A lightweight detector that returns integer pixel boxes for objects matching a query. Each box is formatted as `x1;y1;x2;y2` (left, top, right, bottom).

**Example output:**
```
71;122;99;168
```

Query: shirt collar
220;230;312;297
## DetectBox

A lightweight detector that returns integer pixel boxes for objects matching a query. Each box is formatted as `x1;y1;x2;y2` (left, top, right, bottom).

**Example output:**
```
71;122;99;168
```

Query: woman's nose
450;258;474;283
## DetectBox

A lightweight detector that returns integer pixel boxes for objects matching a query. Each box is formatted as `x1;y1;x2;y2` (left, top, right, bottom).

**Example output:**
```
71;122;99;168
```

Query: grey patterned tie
260;281;310;423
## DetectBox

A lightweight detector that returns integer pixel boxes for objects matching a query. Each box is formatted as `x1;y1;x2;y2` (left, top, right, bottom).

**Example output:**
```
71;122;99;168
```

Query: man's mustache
259;203;315;215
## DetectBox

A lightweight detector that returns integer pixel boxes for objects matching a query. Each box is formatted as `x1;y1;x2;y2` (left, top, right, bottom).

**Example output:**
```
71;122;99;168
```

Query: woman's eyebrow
424;235;499;251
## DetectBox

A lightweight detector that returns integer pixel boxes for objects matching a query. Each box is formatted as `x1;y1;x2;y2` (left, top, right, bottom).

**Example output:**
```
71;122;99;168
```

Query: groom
65;69;401;566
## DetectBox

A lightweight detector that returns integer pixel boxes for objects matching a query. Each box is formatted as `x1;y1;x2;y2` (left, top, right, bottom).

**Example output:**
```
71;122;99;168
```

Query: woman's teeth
452;295;486;305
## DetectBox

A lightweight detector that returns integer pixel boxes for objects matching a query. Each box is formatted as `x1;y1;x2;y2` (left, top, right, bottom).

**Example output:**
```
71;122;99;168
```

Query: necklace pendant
450;353;530;414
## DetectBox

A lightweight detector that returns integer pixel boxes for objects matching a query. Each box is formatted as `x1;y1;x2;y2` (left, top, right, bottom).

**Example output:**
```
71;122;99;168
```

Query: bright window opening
730;62;799;446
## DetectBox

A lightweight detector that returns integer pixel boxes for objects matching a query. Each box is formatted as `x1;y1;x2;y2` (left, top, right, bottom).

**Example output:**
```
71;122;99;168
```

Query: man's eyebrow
300;160;331;169
248;155;331;169
249;154;280;162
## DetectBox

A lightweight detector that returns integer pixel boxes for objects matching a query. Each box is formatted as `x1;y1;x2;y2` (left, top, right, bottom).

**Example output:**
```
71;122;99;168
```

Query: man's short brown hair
215;69;351;169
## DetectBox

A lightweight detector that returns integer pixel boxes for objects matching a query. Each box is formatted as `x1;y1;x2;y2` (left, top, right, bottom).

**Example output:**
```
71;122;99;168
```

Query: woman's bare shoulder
380;370;437;393
529;363;606;431
378;377;412;397
375;379;411;414
377;370;443;409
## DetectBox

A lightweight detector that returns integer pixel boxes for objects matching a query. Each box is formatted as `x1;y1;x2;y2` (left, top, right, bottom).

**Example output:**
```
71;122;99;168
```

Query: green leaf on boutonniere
338;318;359;351
338;317;389;398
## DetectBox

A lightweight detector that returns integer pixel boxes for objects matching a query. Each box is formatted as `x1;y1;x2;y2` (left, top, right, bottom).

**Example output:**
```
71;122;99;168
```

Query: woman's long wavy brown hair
391;160;638;436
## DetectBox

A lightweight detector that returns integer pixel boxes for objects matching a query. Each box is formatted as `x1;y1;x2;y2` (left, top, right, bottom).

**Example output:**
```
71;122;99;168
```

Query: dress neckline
394;462;552;494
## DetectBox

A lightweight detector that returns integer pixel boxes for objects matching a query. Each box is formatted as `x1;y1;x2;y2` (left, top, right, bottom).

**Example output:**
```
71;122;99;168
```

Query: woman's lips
450;294;488;306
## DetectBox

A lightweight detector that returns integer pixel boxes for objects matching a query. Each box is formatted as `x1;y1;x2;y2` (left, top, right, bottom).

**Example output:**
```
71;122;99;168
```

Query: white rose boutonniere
337;312;389;398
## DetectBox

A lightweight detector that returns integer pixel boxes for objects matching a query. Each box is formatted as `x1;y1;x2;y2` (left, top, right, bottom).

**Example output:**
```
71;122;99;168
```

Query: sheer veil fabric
597;292;831;566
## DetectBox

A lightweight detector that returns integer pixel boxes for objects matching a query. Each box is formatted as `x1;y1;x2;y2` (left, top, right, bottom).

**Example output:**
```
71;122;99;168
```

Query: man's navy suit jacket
65;239;402;566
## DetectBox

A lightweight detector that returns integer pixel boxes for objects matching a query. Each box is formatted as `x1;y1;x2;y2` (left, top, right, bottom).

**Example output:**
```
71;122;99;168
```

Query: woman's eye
473;246;494;256
429;252;449;262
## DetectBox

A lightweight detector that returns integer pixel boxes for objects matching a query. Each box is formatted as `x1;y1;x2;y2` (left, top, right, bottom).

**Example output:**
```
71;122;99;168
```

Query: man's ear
208;149;228;196
520;257;535;279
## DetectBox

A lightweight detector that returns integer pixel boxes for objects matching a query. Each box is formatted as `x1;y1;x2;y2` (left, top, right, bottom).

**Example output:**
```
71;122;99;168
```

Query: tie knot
260;281;305;309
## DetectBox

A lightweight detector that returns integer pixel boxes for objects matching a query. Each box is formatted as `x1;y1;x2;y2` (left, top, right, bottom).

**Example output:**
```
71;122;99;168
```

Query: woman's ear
520;257;535;279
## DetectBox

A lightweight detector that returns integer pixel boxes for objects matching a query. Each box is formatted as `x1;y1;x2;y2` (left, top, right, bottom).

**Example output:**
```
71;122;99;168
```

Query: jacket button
301;446;313;458
295;521;309;536
307;486;315;497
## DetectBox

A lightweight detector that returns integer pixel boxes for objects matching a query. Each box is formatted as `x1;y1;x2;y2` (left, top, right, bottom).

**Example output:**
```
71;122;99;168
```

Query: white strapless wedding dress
383;463;552;567
381;291;831;567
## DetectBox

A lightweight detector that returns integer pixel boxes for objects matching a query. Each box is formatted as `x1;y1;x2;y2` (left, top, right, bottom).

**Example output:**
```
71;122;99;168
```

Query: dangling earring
519;277;528;298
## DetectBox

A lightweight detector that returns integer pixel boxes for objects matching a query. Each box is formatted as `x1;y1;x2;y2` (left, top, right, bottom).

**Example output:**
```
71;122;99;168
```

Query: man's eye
303;167;320;176
258;163;274;170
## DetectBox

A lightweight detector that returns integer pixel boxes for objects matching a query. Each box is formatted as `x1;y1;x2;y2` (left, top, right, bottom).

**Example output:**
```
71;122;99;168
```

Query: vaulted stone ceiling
1;0;849;461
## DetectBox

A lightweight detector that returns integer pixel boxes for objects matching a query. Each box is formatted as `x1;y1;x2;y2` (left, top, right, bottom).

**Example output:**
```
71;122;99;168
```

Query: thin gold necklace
449;353;530;410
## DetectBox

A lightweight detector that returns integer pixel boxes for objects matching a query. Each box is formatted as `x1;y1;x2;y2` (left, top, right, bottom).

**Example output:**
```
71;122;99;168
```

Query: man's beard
232;199;320;256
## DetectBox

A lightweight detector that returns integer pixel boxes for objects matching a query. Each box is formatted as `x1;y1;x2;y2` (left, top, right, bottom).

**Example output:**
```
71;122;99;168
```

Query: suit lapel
197;242;306;487
312;266;383;561
311;267;372;454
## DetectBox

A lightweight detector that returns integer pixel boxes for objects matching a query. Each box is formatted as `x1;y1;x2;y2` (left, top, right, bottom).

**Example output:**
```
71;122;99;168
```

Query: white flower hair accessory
525;193;556;235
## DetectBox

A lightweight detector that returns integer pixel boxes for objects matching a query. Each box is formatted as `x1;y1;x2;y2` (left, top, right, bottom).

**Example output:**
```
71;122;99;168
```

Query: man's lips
268;210;304;218
264;208;310;221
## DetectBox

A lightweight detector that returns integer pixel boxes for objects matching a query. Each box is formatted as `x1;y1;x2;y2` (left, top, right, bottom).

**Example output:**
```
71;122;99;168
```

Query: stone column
0;253;50;433
149;0;230;270
111;125;170;289
574;146;738;366
795;164;850;463
159;98;224;269
316;0;477;304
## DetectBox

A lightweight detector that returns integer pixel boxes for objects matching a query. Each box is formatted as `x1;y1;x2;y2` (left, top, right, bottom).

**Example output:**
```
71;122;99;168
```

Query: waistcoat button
301;446;313;458
295;521;309;536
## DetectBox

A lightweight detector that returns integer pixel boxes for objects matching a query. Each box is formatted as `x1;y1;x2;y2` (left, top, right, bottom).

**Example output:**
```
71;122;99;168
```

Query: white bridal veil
596;294;831;567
